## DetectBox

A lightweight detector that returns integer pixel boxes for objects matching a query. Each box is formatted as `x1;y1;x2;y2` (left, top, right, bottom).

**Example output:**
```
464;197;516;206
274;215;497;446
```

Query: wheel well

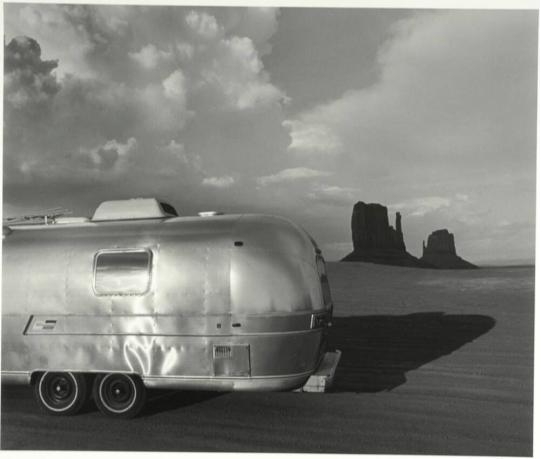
30;371;43;385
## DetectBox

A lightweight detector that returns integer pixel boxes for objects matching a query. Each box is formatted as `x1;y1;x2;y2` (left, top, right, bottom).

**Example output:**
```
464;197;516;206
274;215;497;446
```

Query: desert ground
1;262;534;454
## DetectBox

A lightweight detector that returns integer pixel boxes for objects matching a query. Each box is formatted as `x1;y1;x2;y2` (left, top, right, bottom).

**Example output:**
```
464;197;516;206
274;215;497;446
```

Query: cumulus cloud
4;5;287;199
7;5;287;113
186;10;222;40
257;167;332;186
138;83;192;132
15;5;92;77
81;137;137;172
202;176;235;188
3;32;194;192
201;35;288;110
60;4;130;50
163;69;187;103
225;7;280;55
282;119;342;154
129;44;173;69
285;11;536;176
12;4;132;78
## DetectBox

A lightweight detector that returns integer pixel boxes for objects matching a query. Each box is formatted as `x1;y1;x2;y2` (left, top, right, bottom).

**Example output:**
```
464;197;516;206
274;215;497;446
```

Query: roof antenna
3;207;72;226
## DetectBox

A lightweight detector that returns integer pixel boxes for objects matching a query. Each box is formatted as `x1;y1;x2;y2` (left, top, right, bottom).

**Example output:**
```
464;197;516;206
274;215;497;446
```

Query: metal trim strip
1;371;31;384
0;369;314;381
23;329;321;337
23;312;329;335
142;368;315;381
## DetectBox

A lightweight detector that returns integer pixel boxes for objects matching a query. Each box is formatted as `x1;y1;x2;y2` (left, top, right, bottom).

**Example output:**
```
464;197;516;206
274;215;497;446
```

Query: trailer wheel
34;372;88;415
93;373;146;419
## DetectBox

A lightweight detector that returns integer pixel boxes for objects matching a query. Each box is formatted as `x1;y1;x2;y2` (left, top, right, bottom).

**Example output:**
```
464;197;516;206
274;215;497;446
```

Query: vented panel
213;344;250;377
214;345;232;359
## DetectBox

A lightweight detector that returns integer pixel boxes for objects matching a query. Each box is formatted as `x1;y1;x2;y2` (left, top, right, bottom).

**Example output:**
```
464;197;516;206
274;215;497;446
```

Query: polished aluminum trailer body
2;210;332;392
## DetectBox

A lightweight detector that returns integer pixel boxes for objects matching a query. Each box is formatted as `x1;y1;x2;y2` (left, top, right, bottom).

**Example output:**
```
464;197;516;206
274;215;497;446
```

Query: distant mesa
341;201;429;268
420;229;477;269
341;201;477;269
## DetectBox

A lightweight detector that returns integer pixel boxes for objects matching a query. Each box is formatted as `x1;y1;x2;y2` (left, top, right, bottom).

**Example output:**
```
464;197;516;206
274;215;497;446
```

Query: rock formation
420;229;477;269
342;202;428;267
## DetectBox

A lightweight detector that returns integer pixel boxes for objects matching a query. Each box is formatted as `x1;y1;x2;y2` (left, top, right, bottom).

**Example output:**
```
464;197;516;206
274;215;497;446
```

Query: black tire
93;373;146;419
34;371;89;416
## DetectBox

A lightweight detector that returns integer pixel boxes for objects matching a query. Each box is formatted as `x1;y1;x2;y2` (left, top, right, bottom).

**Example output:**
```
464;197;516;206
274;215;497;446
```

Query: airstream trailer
2;198;338;418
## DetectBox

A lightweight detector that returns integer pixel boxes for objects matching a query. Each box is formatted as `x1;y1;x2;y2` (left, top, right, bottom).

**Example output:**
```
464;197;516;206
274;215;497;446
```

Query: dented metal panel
2;211;333;391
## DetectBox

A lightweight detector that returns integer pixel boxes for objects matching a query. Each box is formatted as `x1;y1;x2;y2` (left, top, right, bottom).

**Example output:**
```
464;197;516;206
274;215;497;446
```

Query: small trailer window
94;249;152;295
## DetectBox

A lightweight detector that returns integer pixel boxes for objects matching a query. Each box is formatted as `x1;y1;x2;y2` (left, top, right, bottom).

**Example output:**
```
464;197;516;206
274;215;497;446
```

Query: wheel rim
99;374;137;413
39;372;79;412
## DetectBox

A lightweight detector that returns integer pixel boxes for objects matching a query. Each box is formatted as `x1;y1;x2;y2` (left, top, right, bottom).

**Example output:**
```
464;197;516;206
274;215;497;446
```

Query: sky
3;5;538;264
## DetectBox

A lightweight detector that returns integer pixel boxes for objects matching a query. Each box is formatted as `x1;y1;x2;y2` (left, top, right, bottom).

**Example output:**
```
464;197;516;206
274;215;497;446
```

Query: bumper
143;370;312;392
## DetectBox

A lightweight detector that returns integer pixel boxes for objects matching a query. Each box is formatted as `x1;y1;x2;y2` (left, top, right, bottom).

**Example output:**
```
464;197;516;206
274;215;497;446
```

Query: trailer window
94;250;152;295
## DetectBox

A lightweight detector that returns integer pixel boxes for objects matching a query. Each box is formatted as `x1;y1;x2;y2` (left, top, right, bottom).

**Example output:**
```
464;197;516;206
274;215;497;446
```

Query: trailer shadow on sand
140;311;496;414
329;312;496;393
138;311;497;414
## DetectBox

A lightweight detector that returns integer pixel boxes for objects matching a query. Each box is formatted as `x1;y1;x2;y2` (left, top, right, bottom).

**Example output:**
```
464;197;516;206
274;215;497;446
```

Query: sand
1;262;533;454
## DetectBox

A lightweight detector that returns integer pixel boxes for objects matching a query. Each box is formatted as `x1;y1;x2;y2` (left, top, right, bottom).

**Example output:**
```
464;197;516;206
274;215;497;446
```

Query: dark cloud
5;36;57;75
4;36;62;187
4;36;60;111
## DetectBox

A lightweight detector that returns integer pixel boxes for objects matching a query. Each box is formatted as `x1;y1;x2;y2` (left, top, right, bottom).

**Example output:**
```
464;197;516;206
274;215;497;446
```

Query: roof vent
92;198;178;222
198;211;224;217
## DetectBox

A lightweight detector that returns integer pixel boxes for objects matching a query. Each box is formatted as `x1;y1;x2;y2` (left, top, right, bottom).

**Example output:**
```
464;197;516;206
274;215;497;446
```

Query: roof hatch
92;198;178;222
